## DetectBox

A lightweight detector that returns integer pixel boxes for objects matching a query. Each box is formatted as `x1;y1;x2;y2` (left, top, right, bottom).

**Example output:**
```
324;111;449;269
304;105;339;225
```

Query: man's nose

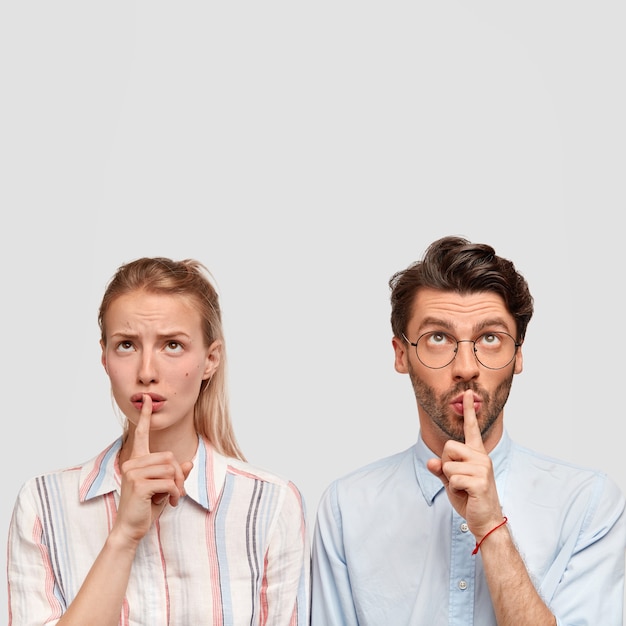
450;340;480;380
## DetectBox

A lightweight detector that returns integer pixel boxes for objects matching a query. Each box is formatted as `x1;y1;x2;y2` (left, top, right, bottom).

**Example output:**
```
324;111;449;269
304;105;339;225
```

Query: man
311;236;626;625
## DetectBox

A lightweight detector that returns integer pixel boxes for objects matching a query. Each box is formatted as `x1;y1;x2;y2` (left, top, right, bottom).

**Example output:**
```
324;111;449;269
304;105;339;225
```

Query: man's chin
437;422;466;443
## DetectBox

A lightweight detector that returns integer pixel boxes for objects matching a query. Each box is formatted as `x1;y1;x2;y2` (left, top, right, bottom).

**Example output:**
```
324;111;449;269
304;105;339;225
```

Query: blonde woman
8;257;309;625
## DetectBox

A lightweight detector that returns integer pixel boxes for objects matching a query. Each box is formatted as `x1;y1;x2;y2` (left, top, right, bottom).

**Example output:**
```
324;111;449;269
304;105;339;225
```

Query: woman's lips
130;393;165;412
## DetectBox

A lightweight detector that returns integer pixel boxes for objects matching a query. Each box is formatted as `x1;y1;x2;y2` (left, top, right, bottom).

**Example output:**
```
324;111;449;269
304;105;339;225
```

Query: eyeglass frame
401;330;521;370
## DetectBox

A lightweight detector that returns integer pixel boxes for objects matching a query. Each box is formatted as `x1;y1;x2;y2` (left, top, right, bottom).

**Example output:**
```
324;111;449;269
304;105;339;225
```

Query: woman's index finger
131;394;152;458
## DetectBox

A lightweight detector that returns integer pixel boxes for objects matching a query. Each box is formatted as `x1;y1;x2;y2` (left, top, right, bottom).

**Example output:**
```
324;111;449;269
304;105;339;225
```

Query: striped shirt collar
77;435;226;512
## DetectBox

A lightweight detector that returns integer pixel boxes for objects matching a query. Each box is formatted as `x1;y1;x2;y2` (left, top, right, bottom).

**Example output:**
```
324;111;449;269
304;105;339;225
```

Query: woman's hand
113;394;192;544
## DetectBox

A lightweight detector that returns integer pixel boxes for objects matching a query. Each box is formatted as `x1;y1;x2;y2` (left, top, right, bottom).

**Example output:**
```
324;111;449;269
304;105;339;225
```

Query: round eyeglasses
402;331;521;370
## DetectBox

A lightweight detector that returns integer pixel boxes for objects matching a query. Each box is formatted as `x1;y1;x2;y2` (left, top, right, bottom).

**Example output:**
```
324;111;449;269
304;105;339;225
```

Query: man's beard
407;364;515;443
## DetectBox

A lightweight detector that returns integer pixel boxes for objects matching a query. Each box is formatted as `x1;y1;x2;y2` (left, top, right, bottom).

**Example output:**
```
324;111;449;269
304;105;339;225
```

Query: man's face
392;288;523;455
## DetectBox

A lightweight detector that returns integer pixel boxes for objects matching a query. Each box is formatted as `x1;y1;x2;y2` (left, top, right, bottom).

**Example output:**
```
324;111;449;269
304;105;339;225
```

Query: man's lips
130;393;166;412
450;394;481;416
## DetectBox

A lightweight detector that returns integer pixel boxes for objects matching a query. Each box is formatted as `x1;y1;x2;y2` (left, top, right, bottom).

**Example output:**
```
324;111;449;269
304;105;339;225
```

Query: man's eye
429;332;449;345
480;333;500;346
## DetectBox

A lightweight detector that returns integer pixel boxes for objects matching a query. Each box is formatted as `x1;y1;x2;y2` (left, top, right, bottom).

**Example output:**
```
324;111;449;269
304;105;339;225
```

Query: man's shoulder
509;439;607;477
321;446;417;506
339;446;415;480
507;439;625;507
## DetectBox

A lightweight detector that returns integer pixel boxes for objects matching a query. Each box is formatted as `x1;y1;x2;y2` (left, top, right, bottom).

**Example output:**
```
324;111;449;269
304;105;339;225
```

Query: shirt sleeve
262;481;311;626
311;481;360;626
547;473;626;625
7;479;64;626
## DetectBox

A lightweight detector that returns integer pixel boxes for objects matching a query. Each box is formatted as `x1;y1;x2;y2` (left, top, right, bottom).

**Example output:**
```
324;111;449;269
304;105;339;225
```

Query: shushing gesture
426;389;503;542
114;394;193;545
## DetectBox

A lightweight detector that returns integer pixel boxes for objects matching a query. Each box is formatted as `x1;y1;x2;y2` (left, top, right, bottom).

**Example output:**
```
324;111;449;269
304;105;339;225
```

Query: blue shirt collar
412;430;512;504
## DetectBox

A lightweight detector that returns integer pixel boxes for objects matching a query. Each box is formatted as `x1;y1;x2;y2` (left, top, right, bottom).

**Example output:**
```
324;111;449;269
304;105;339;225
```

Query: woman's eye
116;341;135;352
165;341;183;353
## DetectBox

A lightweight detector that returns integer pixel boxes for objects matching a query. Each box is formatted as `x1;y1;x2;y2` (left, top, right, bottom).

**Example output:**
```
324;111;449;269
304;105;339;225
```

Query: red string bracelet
472;517;508;555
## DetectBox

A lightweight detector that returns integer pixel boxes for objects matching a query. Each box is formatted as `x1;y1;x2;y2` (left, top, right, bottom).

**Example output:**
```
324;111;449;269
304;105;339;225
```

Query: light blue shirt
311;431;626;625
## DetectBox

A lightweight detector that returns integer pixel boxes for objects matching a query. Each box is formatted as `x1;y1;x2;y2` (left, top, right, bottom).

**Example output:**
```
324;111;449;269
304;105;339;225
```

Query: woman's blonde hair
98;257;245;461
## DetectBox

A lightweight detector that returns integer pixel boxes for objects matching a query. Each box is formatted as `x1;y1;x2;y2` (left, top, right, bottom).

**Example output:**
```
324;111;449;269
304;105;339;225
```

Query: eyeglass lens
415;332;517;369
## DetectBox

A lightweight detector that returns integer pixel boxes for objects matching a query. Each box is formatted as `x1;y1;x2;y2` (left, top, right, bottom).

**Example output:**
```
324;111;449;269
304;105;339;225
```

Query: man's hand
426;389;503;541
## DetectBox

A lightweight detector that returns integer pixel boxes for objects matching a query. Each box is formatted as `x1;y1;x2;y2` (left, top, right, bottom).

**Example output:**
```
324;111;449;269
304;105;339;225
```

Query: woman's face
100;290;219;438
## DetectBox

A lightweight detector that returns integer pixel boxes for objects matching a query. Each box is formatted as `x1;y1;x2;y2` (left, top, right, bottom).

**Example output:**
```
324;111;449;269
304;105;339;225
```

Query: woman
7;257;310;625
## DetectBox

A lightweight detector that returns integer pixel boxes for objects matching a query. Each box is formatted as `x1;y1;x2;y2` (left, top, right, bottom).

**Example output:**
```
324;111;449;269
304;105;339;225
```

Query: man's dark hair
389;236;534;342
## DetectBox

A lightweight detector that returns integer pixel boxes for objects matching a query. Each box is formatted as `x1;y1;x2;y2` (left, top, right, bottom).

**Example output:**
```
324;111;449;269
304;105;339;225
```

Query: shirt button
460;522;469;533
458;580;468;591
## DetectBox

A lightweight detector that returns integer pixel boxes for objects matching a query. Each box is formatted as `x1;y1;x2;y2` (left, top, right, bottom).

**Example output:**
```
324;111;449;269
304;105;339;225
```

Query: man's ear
392;336;409;374
514;344;523;375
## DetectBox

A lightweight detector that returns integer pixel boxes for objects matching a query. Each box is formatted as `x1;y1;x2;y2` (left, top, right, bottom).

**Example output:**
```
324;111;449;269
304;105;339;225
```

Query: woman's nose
138;352;158;385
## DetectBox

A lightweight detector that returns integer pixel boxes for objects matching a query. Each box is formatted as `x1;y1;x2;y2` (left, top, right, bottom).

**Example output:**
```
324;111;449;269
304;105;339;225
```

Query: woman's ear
100;339;108;374
203;339;222;380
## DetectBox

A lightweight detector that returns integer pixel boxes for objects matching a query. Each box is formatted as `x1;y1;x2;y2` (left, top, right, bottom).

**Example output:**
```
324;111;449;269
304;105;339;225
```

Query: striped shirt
8;436;310;625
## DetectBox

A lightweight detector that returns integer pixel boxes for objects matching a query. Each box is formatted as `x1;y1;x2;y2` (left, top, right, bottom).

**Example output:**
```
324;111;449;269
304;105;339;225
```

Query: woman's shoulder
15;438;123;503
223;455;296;488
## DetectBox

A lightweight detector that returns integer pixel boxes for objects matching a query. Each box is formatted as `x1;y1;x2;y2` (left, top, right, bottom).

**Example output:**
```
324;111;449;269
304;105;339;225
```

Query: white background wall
1;1;624;621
